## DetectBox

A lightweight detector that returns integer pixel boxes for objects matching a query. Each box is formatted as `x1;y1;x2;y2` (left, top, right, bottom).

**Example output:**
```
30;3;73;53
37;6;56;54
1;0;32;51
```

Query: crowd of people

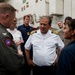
0;2;75;75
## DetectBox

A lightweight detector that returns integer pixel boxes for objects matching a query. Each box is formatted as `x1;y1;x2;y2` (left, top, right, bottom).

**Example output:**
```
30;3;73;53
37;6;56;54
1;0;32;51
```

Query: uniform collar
0;23;7;30
36;29;52;39
37;29;52;35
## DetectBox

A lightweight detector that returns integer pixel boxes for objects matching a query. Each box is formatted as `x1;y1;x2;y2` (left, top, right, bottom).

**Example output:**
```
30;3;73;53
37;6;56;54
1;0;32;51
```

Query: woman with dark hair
57;19;75;75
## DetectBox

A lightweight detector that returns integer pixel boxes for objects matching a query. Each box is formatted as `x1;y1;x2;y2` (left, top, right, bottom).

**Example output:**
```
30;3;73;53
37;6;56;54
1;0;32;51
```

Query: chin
64;37;70;39
64;36;67;39
41;31;46;34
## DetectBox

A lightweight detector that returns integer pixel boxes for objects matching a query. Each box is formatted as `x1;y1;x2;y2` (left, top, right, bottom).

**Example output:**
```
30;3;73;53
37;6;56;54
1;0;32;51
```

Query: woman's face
63;24;73;39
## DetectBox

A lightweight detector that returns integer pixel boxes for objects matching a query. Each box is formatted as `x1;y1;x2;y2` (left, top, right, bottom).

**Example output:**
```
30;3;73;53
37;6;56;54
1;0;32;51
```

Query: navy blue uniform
18;24;33;54
57;41;75;75
17;24;34;75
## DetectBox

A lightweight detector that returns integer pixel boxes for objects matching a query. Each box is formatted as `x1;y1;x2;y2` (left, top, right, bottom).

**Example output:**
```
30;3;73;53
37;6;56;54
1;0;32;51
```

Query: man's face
10;18;17;29
39;17;51;34
24;16;30;26
57;21;63;29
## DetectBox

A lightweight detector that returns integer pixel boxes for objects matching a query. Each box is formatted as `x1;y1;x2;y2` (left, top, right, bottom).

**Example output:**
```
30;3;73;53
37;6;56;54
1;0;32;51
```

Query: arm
54;35;64;65
25;35;36;67
25;49;36;67
54;45;61;66
0;37;24;71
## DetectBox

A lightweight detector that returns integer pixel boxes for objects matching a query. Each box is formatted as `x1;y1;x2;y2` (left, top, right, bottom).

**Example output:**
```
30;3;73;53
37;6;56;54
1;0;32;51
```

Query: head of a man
64;16;72;25
0;3;16;28
23;15;30;26
39;16;52;34
57;21;63;29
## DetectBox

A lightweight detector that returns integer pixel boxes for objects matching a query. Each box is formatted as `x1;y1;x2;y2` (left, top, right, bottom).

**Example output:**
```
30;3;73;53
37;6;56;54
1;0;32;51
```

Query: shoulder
29;25;33;28
30;30;37;35
0;28;8;38
50;31;59;38
29;26;34;31
0;32;11;40
50;27;59;35
17;24;24;29
61;45;73;56
15;29;21;34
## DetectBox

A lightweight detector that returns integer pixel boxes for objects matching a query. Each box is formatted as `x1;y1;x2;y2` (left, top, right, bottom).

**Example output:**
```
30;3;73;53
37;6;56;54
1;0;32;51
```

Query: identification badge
27;32;30;35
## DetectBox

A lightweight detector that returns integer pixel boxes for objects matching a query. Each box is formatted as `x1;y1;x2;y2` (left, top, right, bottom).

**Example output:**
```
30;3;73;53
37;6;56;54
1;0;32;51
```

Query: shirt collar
37;29;52;35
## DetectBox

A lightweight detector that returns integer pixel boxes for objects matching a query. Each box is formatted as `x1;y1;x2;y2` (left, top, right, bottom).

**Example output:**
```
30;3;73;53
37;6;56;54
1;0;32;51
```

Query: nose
41;24;44;28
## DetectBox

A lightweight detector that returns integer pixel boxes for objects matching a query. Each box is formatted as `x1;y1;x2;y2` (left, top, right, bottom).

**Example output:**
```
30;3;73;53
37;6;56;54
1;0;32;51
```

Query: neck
24;23;29;26
70;37;75;42
10;28;14;30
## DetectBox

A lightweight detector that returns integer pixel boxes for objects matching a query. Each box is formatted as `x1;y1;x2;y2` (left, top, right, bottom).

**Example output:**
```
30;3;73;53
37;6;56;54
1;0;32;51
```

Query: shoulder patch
30;30;37;35
4;38;12;46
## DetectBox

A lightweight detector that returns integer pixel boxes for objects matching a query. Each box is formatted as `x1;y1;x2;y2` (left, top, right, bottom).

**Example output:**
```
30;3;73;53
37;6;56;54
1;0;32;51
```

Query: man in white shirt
25;16;64;75
7;18;23;54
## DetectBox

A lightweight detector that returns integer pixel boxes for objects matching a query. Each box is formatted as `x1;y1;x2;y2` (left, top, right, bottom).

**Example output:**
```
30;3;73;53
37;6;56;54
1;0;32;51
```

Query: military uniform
0;23;23;75
25;29;64;75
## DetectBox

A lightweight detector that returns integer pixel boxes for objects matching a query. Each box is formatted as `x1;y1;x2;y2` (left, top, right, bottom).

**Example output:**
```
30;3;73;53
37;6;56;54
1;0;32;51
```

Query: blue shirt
17;24;34;50
57;40;75;75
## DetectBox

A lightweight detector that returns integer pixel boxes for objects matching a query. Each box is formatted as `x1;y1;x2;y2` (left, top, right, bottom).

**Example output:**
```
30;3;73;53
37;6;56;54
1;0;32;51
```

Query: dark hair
23;15;30;20
40;16;52;25
68;19;75;30
65;16;72;22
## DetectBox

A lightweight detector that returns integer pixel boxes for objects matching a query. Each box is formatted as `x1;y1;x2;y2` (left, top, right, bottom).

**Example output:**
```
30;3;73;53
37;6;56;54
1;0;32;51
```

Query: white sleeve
19;32;24;42
56;35;64;50
25;35;32;50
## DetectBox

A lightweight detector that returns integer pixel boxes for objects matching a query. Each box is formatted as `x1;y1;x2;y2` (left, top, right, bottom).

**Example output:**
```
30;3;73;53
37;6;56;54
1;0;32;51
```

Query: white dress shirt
7;28;23;50
25;29;64;66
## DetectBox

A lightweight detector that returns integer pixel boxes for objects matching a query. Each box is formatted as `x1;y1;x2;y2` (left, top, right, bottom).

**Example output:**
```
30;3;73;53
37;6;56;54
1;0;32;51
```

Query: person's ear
4;13;9;20
74;30;75;35
72;30;75;35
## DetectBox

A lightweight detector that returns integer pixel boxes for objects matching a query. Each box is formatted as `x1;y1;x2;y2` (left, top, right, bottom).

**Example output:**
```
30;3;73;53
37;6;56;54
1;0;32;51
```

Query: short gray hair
0;3;16;14
40;16;52;25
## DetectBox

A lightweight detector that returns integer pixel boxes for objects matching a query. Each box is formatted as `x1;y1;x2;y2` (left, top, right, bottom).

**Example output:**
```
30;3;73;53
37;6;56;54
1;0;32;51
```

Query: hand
15;40;23;46
27;59;36;67
53;57;58;66
18;49;23;55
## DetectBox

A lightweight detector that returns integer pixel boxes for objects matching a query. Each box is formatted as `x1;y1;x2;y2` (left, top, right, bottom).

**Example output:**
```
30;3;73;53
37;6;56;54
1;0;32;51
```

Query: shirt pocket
45;41;55;48
32;40;41;50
